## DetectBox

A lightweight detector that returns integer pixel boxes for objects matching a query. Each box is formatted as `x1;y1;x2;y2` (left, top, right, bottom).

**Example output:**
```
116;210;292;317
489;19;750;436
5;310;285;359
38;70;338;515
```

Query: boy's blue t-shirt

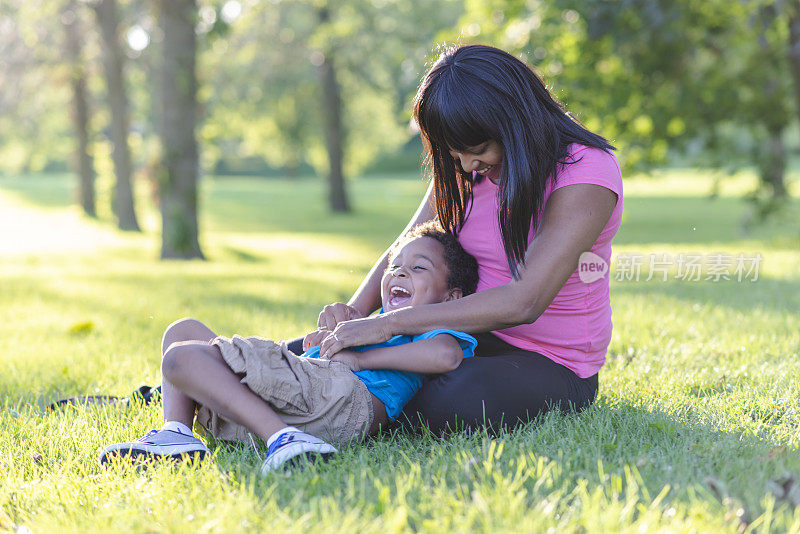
303;329;477;421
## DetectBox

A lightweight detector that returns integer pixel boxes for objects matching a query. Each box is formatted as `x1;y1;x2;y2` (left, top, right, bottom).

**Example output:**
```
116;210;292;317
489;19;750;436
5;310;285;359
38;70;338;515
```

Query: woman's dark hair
413;44;615;278
390;221;479;296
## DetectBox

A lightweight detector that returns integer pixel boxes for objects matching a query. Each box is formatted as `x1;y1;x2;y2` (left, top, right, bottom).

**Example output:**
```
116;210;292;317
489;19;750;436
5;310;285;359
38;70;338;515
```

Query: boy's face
381;236;461;312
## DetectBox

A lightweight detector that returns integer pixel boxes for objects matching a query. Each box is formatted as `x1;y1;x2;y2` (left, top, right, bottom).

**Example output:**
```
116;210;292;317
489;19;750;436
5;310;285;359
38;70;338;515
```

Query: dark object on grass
48;394;122;410
47;384;162;411
129;384;162;405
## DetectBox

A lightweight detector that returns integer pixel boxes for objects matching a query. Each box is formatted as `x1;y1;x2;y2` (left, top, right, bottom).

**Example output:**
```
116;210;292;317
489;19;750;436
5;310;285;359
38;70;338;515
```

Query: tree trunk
787;1;800;170
62;4;96;217
761;126;787;199
317;8;350;212
156;0;204;259
93;0;140;231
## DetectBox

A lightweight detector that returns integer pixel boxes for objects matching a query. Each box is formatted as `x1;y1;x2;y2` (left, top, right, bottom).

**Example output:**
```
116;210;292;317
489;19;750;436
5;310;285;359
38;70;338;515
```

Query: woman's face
448;140;503;182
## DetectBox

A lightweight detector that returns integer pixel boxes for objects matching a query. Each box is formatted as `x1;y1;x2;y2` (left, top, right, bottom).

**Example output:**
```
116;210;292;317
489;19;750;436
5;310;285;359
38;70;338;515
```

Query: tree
0;0;75;175
316;5;348;211
200;0;464;212
451;0;797;218
156;0;204;259
1;0;151;221
788;1;800;125
62;1;96;217
742;3;791;218
573;0;796;219
92;0;140;231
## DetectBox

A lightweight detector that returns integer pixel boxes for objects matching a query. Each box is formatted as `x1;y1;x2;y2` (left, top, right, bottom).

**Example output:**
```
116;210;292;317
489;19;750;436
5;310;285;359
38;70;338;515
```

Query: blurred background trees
453;0;797;207
92;0;140;231
156;0;204;259
0;0;798;258
62;1;97;217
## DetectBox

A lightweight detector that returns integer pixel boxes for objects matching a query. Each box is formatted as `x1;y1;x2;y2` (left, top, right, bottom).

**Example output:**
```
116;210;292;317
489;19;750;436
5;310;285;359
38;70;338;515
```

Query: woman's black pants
286;332;598;435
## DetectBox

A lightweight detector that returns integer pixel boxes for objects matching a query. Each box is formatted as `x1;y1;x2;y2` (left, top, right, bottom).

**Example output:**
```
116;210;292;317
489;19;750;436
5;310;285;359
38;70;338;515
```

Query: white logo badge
578;251;608;283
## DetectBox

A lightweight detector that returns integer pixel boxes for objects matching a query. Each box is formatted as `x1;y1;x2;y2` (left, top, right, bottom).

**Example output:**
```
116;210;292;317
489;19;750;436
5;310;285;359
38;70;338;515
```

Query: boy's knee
164;317;204;337
162;343;197;382
161;317;209;353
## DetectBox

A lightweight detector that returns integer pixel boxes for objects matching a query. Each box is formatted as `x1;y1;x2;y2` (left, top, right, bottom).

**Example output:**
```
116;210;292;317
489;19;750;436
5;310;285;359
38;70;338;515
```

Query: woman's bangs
420;82;491;153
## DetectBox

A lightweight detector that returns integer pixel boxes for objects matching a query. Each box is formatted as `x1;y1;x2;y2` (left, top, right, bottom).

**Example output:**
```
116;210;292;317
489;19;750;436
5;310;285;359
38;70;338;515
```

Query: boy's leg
162;342;287;441
163;342;337;473
102;319;334;467
159;318;218;428
160;320;330;442
98;319;219;463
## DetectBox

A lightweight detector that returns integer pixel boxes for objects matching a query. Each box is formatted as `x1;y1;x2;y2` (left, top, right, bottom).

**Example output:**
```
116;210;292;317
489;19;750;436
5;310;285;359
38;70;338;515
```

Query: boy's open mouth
388;285;412;308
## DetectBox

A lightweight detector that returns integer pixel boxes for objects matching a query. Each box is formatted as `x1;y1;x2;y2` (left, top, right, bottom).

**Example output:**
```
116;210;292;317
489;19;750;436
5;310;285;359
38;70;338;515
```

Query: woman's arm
327;334;464;374
319;183;618;354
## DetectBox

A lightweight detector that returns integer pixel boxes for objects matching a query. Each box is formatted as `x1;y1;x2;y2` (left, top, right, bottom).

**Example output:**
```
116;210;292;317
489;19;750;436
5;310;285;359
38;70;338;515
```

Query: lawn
1;170;799;533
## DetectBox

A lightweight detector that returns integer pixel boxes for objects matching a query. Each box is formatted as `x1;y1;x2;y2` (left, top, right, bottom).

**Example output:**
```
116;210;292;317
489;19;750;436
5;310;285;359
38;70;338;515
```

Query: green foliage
1;171;799;531
4;0;800;227
450;0;797;176
0;0;76;173
0;0;158;181
198;0;462;178
4;0;796;182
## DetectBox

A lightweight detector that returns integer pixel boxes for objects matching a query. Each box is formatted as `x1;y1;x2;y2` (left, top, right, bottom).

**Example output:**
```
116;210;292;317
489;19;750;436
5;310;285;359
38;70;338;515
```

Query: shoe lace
266;431;297;457
137;429;160;443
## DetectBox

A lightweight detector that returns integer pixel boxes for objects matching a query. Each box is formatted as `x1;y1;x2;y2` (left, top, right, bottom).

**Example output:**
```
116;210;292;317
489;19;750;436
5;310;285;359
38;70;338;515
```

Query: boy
100;222;479;473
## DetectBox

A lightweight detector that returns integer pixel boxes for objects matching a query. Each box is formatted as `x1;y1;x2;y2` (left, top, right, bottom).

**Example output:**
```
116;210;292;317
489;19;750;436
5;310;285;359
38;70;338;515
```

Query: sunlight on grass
0;189;130;256
624;167;800;198
1;171;799;532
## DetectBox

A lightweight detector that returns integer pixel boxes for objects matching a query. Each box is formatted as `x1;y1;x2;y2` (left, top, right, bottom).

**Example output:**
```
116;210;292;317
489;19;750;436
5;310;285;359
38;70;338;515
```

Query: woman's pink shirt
458;144;623;378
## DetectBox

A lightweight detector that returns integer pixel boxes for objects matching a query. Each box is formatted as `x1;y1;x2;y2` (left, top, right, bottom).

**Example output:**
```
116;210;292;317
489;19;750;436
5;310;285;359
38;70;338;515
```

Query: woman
306;44;623;434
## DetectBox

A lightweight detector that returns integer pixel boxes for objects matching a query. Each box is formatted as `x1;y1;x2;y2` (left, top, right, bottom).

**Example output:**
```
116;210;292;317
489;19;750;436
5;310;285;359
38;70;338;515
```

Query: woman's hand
302;330;327;351
319;315;393;359
318;302;365;330
303;303;365;350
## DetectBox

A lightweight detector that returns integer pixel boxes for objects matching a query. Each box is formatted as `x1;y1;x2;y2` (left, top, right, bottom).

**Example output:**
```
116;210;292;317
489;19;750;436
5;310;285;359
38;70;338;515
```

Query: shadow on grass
0;271;342;405
222;246;266;263
612;275;800;315
6;174;799;254
0;174;76;209
0;173;423;252
197;398;799;529
494;399;799;526
616;195;800;247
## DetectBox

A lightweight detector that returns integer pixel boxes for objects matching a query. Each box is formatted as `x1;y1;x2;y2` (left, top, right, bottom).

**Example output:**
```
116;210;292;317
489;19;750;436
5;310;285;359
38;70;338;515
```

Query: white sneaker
99;429;209;464
261;429;336;474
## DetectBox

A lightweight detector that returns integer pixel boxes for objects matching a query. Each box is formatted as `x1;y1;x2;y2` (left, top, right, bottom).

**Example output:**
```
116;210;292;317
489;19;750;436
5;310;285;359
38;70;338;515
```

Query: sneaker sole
261;450;336;474
286;450;335;468
99;447;208;465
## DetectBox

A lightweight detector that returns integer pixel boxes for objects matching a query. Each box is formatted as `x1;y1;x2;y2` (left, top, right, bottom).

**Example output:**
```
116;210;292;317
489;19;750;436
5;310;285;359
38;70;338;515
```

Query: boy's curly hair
391;220;479;296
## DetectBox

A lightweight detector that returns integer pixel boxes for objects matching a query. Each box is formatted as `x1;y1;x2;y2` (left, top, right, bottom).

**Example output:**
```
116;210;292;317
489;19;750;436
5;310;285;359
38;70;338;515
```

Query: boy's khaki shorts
195;335;374;446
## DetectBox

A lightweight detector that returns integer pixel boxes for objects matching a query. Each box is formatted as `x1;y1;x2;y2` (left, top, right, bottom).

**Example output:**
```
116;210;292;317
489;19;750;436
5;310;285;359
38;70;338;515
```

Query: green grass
1;170;799;533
